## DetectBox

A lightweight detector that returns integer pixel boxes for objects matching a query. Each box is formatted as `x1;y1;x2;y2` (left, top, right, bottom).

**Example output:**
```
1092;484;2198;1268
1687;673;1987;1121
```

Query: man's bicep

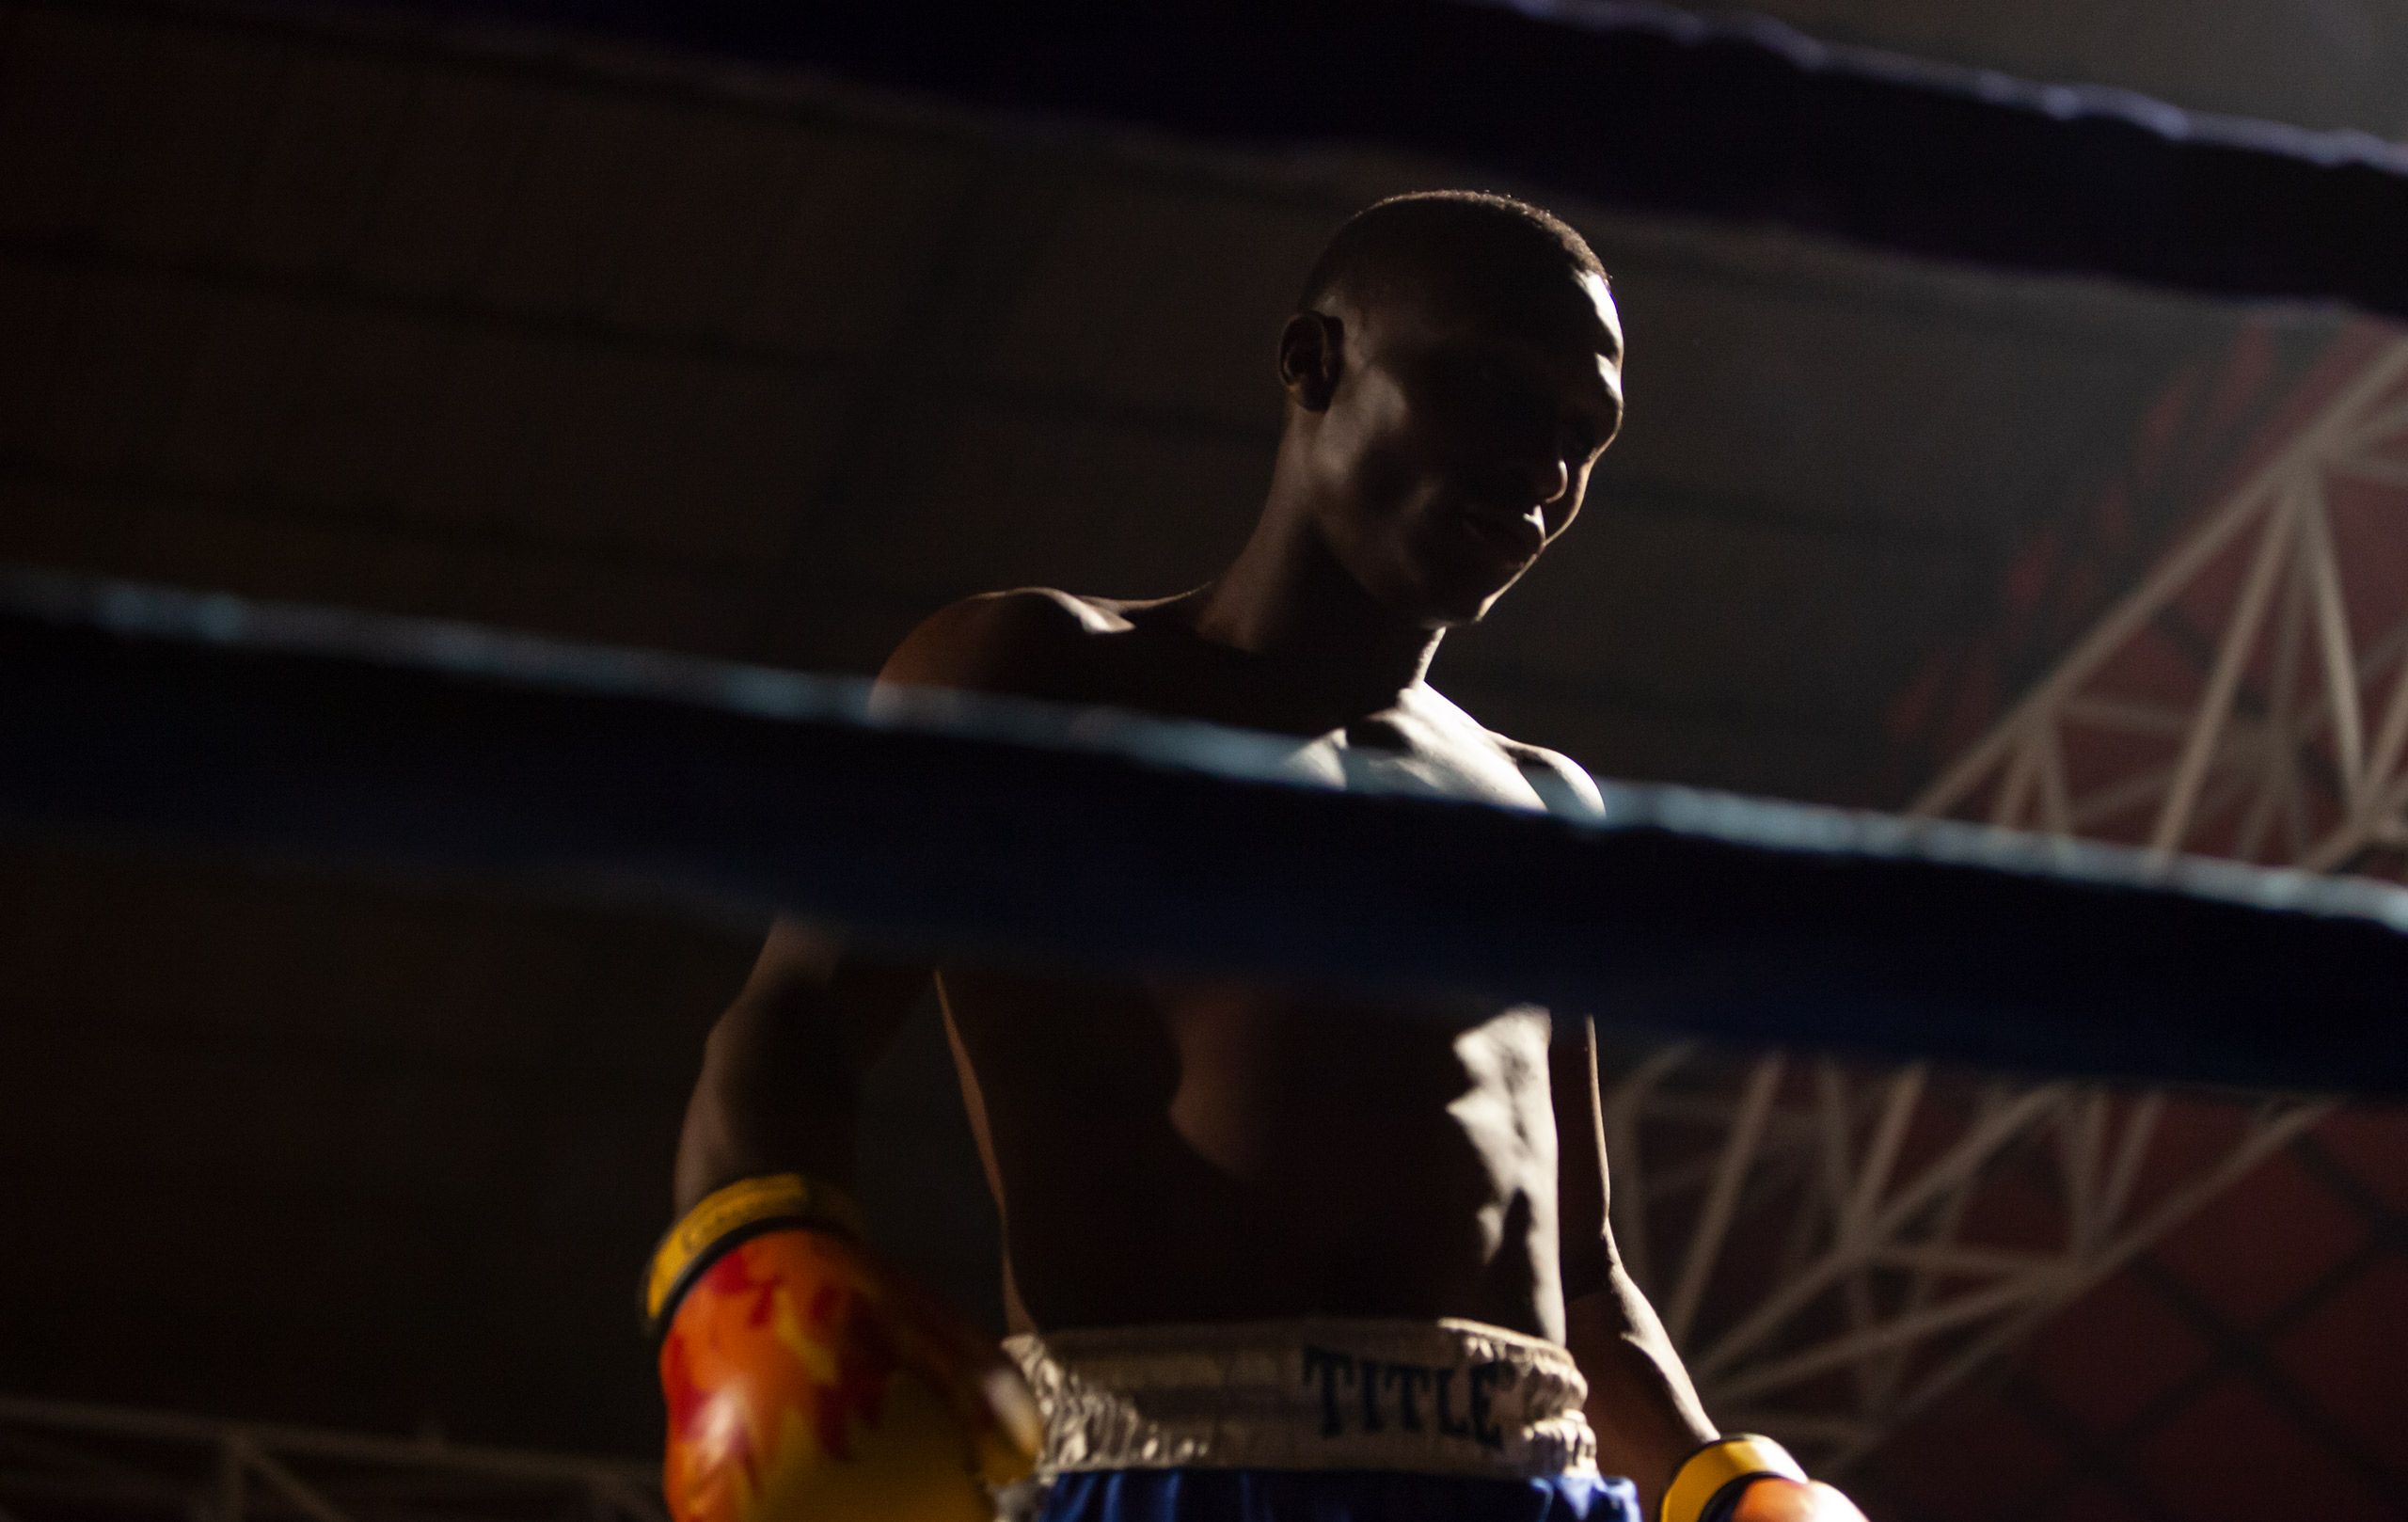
673;920;933;1212
688;586;1090;1210
746;917;932;1064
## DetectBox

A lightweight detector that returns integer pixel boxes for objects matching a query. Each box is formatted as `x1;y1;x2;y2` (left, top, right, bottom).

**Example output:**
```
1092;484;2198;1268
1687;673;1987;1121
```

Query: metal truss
1610;335;2408;1476
0;1394;664;1522
1917;336;2408;874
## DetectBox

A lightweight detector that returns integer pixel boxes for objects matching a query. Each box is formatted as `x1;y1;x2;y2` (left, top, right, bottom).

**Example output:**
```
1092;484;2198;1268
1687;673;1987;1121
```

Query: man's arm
653;594;1097;1522
658;914;1040;1522
1534;744;1867;1522
672;919;927;1213
675;586;1099;1211
1554;1014;1719;1516
1519;738;1719;1504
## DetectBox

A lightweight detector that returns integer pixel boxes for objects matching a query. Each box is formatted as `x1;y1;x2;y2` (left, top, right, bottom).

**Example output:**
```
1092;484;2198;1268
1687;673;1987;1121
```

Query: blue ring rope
345;0;2408;321
5;567;2404;1096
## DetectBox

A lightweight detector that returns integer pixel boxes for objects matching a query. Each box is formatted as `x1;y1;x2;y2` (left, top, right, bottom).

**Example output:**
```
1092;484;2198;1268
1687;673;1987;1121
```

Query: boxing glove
647;1174;1041;1522
1662;1435;1869;1522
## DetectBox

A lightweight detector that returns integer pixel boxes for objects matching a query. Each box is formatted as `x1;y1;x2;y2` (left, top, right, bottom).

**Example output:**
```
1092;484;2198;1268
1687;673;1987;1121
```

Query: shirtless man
644;193;1867;1522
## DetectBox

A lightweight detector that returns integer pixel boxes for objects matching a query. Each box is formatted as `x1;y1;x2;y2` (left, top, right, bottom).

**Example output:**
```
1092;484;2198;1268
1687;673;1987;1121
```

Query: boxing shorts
998;1318;1640;1521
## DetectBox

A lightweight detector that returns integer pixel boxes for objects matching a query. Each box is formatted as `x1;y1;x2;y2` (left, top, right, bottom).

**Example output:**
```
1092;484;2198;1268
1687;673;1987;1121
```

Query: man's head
1277;191;1624;626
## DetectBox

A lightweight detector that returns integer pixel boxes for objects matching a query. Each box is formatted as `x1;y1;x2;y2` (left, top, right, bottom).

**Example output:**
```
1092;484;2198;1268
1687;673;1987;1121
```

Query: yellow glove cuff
643;1172;867;1328
1660;1434;1809;1522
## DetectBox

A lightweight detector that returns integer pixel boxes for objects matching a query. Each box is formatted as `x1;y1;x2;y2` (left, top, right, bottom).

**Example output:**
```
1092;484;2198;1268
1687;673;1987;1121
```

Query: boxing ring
8;0;2408;1511
7;566;2407;1094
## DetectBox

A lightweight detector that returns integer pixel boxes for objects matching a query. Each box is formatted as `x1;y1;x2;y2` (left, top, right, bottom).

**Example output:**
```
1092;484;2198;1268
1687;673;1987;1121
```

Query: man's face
1300;265;1624;626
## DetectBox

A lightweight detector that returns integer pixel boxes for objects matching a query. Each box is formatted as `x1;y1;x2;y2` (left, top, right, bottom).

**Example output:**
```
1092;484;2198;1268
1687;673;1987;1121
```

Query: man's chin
1419;570;1522;627
1429;595;1502;629
1356;555;1523;628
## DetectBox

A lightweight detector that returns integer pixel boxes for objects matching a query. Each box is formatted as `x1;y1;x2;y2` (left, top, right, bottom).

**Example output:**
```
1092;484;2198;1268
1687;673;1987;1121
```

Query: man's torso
904;591;1594;1342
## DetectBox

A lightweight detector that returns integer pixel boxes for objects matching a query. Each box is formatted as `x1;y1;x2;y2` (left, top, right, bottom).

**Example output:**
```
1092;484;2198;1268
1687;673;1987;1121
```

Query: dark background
2;2;2404;1518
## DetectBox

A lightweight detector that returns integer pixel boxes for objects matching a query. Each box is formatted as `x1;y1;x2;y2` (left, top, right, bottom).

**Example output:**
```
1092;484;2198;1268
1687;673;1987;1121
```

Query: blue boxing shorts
999;1319;1641;1522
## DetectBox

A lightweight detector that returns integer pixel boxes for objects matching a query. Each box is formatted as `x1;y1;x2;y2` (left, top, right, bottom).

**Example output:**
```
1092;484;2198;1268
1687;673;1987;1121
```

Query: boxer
651;191;1870;1522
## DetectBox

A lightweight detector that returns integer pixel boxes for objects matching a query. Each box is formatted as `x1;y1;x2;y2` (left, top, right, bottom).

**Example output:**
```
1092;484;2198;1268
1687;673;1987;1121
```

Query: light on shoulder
1497;737;1608;821
875;588;1115;703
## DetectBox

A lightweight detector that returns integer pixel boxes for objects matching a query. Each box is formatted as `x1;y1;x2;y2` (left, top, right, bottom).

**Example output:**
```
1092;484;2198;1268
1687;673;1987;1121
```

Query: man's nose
1539;451;1572;506
1497;443;1571;509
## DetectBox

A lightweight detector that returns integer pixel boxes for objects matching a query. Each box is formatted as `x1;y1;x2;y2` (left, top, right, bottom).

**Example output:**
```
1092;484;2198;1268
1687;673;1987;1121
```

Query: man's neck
1180;508;1445;718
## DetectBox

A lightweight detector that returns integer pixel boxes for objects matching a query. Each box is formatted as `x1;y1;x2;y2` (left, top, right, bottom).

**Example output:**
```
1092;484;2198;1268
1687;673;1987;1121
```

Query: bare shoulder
1412;686;1608;821
1492;733;1608;821
878;587;1127;702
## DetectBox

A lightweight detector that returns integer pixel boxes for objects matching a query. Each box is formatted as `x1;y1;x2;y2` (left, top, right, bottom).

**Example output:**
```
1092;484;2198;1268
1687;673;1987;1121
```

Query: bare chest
1049;619;1559;813
1273;710;1543;809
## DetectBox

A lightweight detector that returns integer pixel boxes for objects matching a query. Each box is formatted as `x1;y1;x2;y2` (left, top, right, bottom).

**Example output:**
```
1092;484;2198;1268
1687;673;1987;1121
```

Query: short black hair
1297;190;1608;313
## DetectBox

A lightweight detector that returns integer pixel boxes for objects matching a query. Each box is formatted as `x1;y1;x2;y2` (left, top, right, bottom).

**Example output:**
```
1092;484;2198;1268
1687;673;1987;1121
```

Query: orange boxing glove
646;1174;1040;1522
1726;1478;1870;1522
1662;1435;1870;1522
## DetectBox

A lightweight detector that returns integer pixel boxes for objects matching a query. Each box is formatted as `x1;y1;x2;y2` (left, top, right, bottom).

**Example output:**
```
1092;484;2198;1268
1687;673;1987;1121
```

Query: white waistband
1003;1318;1598;1480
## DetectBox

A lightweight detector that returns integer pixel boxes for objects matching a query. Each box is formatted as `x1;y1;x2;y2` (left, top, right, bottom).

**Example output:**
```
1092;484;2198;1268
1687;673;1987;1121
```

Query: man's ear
1278;311;1344;412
